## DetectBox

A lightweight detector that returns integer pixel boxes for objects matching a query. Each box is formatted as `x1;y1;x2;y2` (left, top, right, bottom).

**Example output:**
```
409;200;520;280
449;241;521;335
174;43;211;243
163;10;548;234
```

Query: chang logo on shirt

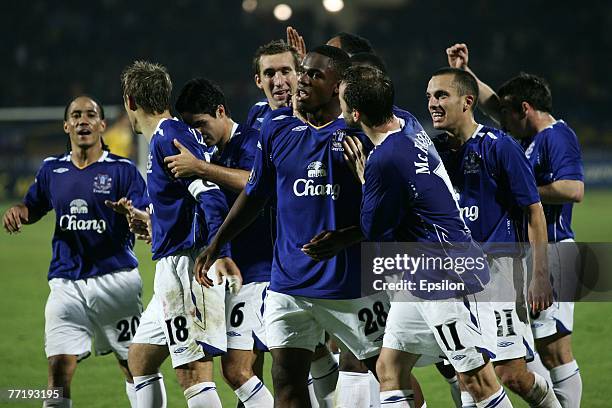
93;173;112;194
59;215;107;234
307;161;327;178
69;199;89;214
293;161;340;200
460;205;479;222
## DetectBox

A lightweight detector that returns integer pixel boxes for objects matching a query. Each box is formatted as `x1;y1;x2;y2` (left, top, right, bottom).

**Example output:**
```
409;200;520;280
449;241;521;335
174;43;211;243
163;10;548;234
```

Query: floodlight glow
273;4;292;21
242;0;257;13
323;0;344;13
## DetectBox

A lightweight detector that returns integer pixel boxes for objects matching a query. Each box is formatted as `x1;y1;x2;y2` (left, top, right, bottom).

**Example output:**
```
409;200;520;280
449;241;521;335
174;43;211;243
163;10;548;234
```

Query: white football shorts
487;256;535;362
530;239;578;339
382;293;497;373
226;281;269;351
44;268;143;361
264;290;389;360
132;248;227;368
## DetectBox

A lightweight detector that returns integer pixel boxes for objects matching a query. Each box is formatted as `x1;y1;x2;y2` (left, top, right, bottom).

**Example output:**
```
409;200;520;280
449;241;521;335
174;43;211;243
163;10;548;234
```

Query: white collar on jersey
66;150;109;162
229;121;239;140
470;124;484;139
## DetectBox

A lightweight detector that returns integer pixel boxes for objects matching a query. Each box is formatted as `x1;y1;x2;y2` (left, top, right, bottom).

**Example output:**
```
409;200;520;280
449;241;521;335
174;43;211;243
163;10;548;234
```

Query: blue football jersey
245;100;272;131
147;118;230;260
23;151;147;280
212;123;272;284
522;121;583;242
245;107;368;299
392;105;425;135
361;122;489;299
434;125;540;255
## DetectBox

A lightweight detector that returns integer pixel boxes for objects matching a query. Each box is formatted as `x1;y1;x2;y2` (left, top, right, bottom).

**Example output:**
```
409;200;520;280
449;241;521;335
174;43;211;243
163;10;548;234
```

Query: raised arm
446;43;502;124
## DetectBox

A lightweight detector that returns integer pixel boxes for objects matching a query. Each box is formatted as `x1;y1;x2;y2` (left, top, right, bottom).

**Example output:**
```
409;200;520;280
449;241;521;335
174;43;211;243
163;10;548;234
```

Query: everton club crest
463;151;481;174
93;173;113;194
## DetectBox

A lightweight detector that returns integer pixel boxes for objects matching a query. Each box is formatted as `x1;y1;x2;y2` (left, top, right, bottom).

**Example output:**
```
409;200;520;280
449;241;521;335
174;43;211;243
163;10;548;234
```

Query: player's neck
450;119;479;147
217;119;236;153
141;111;173;143
531;111;556;134
365;116;402;146
306;103;341;127
71;144;104;169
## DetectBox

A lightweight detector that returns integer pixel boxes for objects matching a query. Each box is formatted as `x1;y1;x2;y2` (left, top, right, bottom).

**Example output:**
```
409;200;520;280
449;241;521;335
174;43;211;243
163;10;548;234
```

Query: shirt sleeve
23;163;52;219
155;128;231;257
360;157;404;241
493;136;541;208
545;129;584;182
235;131;258;171
244;122;275;200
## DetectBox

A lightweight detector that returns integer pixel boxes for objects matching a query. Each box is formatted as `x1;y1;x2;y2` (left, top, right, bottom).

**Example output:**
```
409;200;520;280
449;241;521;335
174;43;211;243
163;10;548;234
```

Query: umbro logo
291;125;308;132
53;168;69;174
227;331;241;337
452;355;466;360
174;347;188;354
498;341;514;348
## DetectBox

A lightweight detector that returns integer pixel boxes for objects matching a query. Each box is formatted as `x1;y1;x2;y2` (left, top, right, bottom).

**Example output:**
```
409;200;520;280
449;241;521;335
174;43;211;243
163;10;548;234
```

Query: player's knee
495;365;530;395
221;360;253;389
128;344;156;376
47;355;77;385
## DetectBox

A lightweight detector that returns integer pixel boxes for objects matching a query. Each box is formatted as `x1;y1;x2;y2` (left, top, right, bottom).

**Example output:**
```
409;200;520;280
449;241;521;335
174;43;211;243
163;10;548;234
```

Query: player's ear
464;95;475;112
124;95;138;111
217;105;225;119
63;121;70;135
254;74;263;90
521;101;531;116
99;119;107;132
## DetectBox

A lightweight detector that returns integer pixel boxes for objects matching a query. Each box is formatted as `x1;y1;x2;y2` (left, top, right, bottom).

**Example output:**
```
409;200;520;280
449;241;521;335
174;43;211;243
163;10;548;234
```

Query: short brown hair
252;40;300;76
121;60;172;114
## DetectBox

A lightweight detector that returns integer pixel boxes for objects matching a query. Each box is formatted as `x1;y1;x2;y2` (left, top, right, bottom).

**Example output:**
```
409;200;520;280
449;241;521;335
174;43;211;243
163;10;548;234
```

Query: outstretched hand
302;230;347;261
2;204;29;234
286;26;306;60
164;139;203;178
105;197;132;215
342;136;366;185
446;43;469;69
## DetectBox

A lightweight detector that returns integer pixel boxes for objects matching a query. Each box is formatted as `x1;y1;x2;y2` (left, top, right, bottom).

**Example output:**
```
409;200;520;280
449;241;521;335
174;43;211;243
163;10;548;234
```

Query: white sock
369;371;381;408
527;352;553;386
43;398;72;408
234;376;273;408
126;381;137;408
308;375;320;408
526;372;561;407
379;389;415;407
311;352;339;407
445;375;462;408
550;360;582;408
134;373;166;408
461;391;476;408
475;387;512;408
336;371;372;407
183;382;222;408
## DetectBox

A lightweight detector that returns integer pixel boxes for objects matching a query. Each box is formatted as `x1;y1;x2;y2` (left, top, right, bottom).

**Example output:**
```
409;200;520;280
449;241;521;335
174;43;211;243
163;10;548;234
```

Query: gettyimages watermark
359;242;612;302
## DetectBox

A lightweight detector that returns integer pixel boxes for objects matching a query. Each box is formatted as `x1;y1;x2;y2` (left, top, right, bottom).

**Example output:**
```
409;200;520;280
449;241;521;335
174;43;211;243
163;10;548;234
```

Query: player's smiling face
426;74;465;131
256;52;297;110
64;97;106;149
296;52;339;114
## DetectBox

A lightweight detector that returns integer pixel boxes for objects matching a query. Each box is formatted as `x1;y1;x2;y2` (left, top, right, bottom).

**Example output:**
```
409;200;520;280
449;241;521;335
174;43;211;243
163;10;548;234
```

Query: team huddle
3;29;584;408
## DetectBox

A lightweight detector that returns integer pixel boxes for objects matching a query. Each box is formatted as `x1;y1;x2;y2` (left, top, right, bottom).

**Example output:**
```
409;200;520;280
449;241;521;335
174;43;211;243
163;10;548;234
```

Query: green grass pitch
1;191;611;407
